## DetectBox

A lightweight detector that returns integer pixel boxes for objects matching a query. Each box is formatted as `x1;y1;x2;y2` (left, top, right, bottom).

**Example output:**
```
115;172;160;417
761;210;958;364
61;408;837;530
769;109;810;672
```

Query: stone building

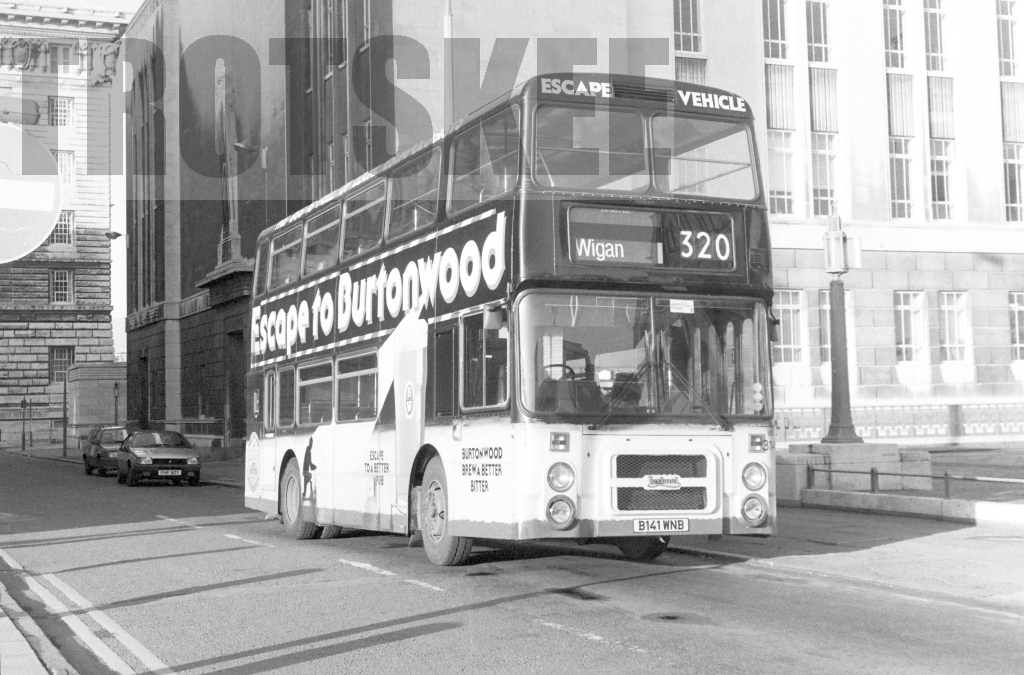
124;0;1024;447
0;1;130;445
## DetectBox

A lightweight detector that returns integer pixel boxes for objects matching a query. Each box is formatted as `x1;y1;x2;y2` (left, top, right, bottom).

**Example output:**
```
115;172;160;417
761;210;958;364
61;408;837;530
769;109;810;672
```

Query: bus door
260;369;277;500
379;313;428;532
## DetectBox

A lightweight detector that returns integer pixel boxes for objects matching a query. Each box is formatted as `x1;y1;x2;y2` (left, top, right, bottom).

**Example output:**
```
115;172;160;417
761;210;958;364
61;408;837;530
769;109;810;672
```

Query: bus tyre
420;457;473;566
320;525;343;539
281;458;320;540
616;536;669;561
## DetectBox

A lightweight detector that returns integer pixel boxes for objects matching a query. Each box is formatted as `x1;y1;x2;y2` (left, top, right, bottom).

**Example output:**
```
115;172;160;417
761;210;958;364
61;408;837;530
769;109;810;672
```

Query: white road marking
404;580;445;592
337;558;396;576
24;577;136;674
0;547;24;571
156;515;201;530
223;534;274;548
44;574;175;675
540;620;648;653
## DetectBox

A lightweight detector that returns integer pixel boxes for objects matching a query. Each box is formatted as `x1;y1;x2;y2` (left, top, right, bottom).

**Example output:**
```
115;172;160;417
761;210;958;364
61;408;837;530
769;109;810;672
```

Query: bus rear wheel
281;458;320;540
420;457;473;566
616;536;669;561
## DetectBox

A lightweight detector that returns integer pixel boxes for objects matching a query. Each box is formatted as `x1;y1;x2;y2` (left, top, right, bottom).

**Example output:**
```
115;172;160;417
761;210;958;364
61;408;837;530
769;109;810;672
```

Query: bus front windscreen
519;293;771;421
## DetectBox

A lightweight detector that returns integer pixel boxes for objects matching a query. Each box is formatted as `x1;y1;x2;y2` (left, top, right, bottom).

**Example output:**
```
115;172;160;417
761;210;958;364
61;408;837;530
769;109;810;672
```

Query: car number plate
633;518;689;534
158;470;182;476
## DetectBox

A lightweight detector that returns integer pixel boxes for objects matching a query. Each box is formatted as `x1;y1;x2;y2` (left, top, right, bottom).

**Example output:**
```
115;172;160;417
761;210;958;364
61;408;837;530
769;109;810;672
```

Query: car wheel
280;458;319;539
420;456;473;566
172;479;182;486
188;474;200;487
320;525;343;539
616;536;669;562
126;464;139;487
83;456;93;475
117;465;127;484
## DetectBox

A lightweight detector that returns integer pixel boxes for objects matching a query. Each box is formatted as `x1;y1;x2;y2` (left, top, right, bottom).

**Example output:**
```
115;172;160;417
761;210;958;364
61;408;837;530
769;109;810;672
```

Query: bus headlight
741;495;768;526
742;463;767;491
547;463;575;492
546;496;576;529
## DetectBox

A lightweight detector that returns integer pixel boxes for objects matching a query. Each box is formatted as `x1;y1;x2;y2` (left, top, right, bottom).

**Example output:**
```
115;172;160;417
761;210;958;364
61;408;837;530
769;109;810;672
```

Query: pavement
2;440;1023;673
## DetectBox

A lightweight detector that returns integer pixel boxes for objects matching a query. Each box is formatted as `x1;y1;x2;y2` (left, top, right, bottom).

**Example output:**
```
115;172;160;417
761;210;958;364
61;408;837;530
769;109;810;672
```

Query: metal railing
807;465;1024;499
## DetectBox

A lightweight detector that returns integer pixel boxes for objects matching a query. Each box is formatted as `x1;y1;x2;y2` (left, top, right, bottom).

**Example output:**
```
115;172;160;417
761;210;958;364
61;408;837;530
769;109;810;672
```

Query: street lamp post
821;215;863;444
20;397;26;452
62;371;68;457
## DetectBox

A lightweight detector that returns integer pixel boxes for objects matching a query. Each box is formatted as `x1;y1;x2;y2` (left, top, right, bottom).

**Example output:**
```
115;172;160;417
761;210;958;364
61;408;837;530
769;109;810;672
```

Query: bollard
807;464;815;489
870;467;879;494
944;471;951;499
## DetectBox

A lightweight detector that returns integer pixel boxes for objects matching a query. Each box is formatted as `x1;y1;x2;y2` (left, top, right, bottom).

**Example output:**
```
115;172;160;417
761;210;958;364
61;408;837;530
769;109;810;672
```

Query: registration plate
158;470;182;477
633;518;689;534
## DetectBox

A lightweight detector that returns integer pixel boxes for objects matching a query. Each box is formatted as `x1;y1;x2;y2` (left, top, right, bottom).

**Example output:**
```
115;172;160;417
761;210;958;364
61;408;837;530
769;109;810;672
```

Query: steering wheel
545;364;576;380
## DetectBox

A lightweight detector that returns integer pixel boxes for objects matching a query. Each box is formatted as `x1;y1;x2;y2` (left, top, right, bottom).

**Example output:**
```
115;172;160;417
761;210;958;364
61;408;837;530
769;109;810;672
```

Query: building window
998;0;1019;77
1005;142;1024;221
327;142;335;193
889;137;913;219
806;1;830;63
48;211;74;245
49;347;75;384
764;0;788;59
818;289;832;363
924;0;946;71
363;118;373;170
894;291;925;362
338;0;348;66
1011;292;1024;360
930;139;953;220
767;130;794;215
54;151;74;185
939;291;969;361
50;269;73;304
675;56;706;84
48;97;73;127
49;44;72;74
883;0;905;68
674;0;702;52
811;132;837;216
773;290;803;363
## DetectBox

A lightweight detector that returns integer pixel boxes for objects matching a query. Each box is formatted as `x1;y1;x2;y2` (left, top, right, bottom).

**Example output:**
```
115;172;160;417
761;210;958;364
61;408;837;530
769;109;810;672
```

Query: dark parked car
83;426;128;476
116;430;201;486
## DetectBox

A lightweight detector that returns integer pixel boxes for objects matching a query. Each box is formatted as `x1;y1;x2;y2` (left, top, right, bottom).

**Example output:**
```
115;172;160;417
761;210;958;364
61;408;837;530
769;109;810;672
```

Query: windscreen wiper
588;359;653;430
663;360;732;431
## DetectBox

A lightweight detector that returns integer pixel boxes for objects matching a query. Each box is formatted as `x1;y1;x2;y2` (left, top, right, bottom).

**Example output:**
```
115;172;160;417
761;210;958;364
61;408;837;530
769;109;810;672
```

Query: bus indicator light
749;434;769;453
547;463;575;492
550;432;569;452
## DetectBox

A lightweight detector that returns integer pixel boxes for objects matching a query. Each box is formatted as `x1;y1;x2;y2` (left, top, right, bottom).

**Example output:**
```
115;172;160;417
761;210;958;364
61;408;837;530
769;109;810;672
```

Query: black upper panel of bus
521;73;754;120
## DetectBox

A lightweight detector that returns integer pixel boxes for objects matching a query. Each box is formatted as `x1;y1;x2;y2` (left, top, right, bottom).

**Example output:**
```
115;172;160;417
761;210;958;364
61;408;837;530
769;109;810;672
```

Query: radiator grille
616;455;706;479
616;487;707;512
154;458;187;466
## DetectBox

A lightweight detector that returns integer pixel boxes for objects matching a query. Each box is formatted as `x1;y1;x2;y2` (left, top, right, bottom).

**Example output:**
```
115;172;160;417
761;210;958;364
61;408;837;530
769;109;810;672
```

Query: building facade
0;1;130;444
125;0;1024;447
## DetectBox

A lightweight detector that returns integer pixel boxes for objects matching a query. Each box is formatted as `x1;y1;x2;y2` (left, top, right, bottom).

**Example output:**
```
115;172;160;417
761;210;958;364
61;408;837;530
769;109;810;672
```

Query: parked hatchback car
83;426;128;477
116;430;201;486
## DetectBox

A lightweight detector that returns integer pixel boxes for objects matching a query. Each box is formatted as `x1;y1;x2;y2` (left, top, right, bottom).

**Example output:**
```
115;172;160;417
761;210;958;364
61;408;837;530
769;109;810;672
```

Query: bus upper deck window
651;115;756;201
254;241;270;296
302;206;341;277
343;182;386;260
269;226;303;291
449;107;520;215
389;148;440;240
534;106;646;193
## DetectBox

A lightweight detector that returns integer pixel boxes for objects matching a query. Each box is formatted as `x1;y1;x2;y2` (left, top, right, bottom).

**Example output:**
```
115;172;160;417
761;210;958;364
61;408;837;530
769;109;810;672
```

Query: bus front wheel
281;458;320;540
420;457;473;566
616;536;669;561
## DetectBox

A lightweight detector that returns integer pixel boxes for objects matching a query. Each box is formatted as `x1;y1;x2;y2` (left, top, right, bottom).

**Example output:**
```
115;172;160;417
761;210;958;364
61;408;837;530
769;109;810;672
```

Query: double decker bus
245;73;775;565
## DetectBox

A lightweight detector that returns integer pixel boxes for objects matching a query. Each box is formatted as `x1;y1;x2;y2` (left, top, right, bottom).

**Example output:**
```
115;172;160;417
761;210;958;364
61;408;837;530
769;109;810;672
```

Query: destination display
568;207;736;272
